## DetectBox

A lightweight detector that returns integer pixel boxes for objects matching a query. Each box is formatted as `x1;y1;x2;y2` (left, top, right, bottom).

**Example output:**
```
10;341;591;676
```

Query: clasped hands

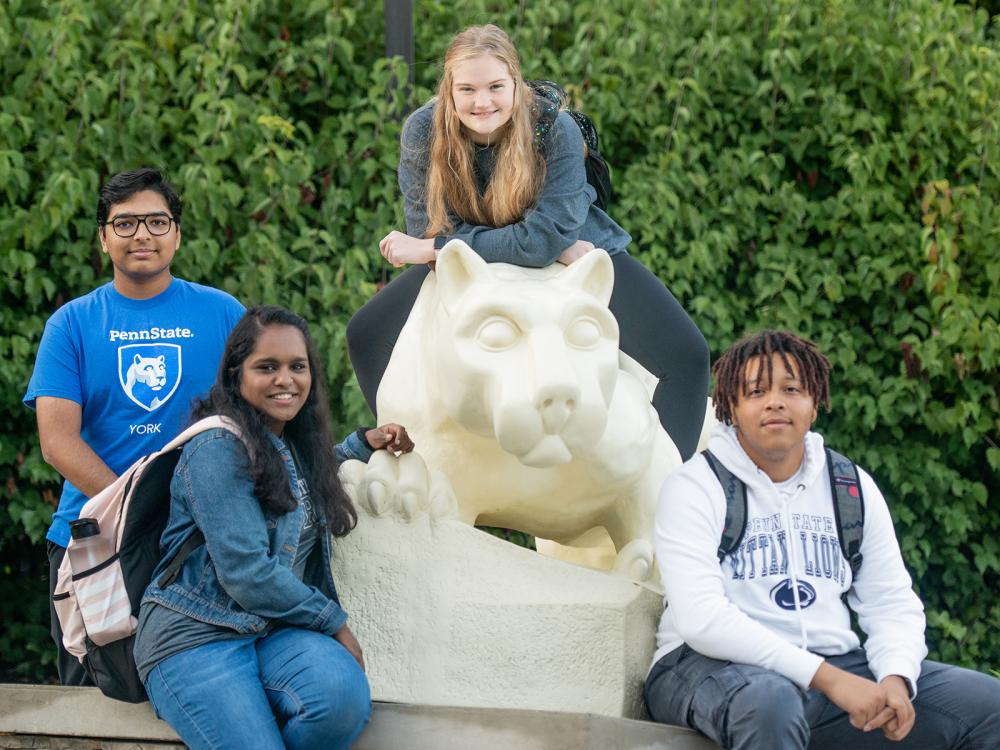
812;662;915;741
379;231;436;267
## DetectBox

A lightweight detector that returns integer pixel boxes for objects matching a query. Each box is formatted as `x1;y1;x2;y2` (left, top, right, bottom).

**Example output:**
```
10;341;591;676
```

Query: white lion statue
359;240;687;580
335;240;715;718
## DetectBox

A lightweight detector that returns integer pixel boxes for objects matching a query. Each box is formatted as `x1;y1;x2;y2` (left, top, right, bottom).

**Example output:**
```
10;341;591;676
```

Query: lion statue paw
340;450;458;522
611;539;655;581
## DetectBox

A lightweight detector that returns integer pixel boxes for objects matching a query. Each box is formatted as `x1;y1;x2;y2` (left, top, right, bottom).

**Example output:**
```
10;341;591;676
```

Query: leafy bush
2;0;997;680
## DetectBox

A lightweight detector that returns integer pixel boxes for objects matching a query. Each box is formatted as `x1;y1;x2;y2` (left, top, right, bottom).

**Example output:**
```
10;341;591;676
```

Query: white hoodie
652;425;927;690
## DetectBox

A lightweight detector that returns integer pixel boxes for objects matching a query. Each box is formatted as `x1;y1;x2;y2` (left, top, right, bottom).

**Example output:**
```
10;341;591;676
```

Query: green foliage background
1;0;997;680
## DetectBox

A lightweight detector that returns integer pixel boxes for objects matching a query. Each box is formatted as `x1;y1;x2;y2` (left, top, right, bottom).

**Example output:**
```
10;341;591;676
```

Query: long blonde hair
425;25;545;237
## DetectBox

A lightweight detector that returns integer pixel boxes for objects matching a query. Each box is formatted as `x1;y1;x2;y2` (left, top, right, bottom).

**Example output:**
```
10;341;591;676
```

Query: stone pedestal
0;685;720;750
334;510;663;719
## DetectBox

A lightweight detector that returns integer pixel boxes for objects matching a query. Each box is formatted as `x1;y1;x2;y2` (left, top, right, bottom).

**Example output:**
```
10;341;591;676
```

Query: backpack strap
156;529;206;588
527;79;613;210
160;415;241;453
702;450;748;562
826;448;865;579
529;81;561;150
147;417;241;588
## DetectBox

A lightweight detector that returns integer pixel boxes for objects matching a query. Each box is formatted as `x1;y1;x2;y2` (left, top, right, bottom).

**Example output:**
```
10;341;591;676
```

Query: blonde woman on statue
347;24;709;460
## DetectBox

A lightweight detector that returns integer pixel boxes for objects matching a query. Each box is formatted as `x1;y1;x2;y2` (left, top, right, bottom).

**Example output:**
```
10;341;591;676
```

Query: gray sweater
399;100;631;267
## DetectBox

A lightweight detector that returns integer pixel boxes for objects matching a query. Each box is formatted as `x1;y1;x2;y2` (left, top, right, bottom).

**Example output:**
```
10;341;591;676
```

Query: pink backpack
52;416;239;702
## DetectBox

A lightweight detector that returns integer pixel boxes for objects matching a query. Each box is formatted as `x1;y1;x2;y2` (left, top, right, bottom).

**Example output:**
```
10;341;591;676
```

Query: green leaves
1;0;998;680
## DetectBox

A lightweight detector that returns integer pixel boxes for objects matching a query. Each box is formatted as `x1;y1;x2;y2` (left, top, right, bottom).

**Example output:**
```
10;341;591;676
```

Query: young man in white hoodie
644;330;999;749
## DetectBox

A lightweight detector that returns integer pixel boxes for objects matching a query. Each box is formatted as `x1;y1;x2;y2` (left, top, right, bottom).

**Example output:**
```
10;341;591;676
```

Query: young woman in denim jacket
134;305;412;750
347;24;710;461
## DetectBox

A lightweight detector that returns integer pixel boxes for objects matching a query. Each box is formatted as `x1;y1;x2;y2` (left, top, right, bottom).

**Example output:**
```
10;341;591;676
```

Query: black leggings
346;253;709;460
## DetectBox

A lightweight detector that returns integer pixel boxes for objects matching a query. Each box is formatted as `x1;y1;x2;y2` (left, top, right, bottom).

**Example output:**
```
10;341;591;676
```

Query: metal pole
384;0;414;86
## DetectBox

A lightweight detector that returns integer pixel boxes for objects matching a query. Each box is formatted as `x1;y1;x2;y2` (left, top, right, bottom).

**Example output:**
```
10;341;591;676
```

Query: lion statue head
424;241;621;468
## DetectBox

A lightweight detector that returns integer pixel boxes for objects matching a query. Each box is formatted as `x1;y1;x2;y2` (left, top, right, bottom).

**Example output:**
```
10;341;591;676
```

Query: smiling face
239;324;312;435
450;54;515;145
99;189;179;298
732;353;818;482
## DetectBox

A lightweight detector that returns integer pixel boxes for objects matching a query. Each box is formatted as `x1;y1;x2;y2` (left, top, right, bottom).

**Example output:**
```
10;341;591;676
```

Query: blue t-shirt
24;278;245;547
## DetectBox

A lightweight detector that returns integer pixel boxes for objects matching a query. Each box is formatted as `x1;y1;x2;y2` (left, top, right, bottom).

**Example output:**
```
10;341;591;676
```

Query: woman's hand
380;231;436;267
334;624;366;671
365;423;415;454
556;239;595;265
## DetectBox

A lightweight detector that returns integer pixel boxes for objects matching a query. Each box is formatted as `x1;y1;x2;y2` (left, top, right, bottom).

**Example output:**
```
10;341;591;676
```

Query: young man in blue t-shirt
24;168;245;685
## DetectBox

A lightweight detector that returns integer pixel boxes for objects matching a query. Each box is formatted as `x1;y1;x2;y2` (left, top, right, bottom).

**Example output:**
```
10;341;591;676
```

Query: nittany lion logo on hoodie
118;343;182;412
770;578;818;611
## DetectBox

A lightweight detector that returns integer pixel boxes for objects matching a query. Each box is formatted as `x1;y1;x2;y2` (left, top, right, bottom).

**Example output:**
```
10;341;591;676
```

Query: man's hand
365;423;415;454
556;239;595;265
810;661;888;730
333;623;365;671
379;231;436;267
871;675;915;741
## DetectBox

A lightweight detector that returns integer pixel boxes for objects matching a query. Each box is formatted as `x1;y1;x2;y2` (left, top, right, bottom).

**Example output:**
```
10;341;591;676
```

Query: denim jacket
141;428;370;636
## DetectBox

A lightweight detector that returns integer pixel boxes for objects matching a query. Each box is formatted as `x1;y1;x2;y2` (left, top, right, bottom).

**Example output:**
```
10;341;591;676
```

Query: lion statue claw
340;452;458;522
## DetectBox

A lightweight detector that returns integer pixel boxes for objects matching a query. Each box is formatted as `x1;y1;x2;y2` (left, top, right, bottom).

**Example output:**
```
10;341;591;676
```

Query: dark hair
712;330;832;425
96;168;182;228
192;305;357;536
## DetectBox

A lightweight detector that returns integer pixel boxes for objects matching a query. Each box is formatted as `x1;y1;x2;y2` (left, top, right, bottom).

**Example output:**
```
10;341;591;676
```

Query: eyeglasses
103;214;177;238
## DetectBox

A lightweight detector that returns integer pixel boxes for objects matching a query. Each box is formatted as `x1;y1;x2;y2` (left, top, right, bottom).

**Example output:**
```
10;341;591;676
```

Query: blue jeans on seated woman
144;626;371;750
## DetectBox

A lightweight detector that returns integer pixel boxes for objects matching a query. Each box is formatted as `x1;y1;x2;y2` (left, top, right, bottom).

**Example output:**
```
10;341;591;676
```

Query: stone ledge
0;684;719;749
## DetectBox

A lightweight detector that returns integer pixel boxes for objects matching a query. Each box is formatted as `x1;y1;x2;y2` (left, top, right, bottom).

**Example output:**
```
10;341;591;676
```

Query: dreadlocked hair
711;330;832;425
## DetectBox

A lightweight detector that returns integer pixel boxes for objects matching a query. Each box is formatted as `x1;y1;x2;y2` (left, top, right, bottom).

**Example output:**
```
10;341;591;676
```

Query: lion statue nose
537;386;579;434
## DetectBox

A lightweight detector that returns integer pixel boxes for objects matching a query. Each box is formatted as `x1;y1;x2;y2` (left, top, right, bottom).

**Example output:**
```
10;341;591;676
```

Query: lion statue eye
476;317;520;351
566;317;602;349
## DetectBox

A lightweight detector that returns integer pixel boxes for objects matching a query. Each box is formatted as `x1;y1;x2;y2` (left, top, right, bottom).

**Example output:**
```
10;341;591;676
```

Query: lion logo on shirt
118;343;182;412
129;354;166;390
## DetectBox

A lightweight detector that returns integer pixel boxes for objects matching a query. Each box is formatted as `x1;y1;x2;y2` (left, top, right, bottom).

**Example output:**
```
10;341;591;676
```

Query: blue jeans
645;646;1000;750
144;627;371;750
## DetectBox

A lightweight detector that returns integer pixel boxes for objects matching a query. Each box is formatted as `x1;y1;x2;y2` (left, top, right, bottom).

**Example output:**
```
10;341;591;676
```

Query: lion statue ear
555;248;614;306
436;239;492;314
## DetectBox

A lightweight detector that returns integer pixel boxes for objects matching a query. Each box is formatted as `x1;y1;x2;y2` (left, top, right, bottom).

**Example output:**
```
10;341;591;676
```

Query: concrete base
334;512;664;718
0;684;719;749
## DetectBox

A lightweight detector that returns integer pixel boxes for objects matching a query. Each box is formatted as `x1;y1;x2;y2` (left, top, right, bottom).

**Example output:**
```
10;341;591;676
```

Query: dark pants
47;541;92;686
346;253;710;460
644;645;1000;750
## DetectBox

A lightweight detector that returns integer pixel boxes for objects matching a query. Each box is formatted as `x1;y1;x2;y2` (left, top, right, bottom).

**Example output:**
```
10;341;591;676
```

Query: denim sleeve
335;429;374;464
439;113;596;267
177;433;347;635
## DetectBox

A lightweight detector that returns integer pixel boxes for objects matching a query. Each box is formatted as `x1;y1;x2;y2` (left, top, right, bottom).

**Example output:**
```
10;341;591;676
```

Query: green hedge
1;0;997;681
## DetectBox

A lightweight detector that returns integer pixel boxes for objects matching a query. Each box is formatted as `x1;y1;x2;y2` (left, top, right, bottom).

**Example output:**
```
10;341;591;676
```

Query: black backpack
701;448;865;578
529;79;613;211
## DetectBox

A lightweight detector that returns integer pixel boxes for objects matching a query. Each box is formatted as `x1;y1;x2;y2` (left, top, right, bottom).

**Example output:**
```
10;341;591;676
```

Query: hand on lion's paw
340;450;458;522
